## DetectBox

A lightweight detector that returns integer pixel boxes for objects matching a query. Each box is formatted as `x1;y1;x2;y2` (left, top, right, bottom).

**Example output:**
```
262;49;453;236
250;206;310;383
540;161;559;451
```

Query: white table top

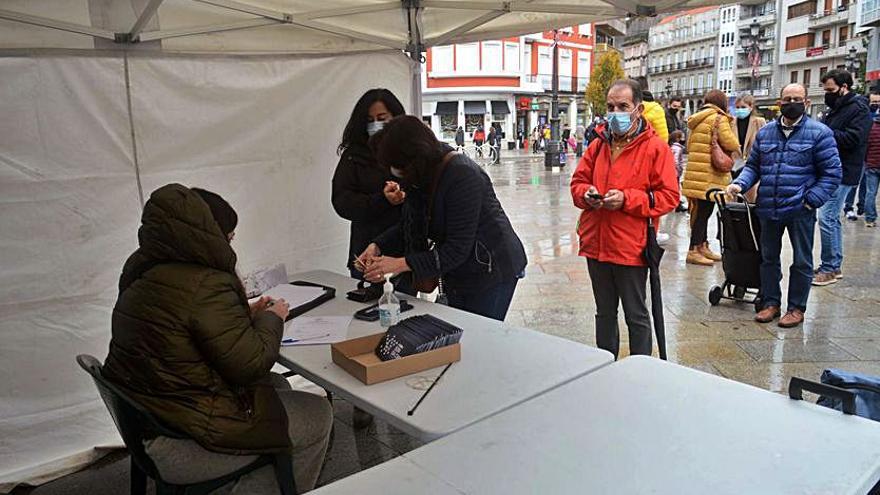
314;356;880;495
277;270;614;441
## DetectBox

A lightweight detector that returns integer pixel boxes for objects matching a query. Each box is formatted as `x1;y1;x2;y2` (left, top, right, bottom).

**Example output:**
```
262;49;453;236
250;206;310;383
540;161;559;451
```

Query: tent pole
406;1;425;117
129;0;165;42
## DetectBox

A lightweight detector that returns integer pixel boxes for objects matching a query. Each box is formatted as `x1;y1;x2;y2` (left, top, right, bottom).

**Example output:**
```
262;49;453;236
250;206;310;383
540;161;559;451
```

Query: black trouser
689;198;715;249
586;258;652;360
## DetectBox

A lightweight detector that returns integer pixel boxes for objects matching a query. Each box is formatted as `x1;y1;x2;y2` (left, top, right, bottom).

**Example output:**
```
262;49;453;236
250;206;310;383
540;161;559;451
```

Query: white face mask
390;167;405;178
367;121;385;136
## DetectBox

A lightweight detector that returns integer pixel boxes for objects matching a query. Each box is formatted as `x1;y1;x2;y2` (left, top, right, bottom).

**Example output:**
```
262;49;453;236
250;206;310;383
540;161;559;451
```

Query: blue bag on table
817;369;880;422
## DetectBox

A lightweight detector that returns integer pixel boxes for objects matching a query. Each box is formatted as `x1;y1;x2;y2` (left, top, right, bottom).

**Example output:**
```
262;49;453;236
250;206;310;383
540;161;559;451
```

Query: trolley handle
789;377;857;415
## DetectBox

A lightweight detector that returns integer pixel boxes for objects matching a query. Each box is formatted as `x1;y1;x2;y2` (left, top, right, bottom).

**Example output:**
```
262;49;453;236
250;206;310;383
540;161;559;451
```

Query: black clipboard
284;280;336;321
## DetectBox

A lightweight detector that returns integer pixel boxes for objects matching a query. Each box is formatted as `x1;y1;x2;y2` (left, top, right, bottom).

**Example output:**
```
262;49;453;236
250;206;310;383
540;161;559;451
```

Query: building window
791;70;799;83
803;69;812;86
523;44;532;72
504;42;519;72
577;52;590;90
690;75;695;90
432;45;453;72
839;26;849;45
457;43;479;72
785;34;811;51
821;30;831;47
788;0;817;20
482;41;502;72
820;66;828;77
559;49;572;77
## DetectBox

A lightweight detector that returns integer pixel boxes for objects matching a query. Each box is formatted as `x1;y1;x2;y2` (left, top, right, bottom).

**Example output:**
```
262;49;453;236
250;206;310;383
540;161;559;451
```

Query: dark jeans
689;199;715;248
586;258;651;360
760;208;817;312
446;279;519;321
844;169;868;214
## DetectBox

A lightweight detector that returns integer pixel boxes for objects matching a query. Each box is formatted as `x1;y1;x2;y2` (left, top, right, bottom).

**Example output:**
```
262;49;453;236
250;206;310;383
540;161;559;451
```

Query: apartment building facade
422;22;625;144
647;7;721;116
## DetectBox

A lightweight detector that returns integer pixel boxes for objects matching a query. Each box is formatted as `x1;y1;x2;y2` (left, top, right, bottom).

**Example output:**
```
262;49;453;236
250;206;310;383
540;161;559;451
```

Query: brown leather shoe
755;306;781;323
699;242;722;262
687;249;714;266
778;309;805;328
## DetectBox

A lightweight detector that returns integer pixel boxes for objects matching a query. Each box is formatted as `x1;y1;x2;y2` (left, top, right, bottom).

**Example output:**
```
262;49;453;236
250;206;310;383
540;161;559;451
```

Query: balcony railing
808;5;851;29
525;75;590;92
737;10;777;28
649;58;716;75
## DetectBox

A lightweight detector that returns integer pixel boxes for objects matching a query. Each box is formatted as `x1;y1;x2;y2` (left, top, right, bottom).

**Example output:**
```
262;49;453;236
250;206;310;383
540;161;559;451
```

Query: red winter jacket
570;122;680;267
867;119;880;169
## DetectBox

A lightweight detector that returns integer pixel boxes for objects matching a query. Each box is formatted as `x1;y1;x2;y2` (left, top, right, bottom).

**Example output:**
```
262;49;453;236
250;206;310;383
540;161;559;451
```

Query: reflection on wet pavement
22;150;880;494
491;150;880;392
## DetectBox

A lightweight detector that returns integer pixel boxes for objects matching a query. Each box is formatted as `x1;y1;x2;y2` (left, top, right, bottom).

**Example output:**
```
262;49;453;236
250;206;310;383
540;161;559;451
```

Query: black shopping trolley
705;188;763;312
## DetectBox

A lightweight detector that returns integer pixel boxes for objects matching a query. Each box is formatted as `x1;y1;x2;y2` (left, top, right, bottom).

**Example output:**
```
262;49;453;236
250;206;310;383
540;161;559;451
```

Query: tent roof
0;0;724;55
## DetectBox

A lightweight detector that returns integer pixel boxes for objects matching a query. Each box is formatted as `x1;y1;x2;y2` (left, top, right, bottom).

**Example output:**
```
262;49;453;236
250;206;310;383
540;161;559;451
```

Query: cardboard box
331;332;461;385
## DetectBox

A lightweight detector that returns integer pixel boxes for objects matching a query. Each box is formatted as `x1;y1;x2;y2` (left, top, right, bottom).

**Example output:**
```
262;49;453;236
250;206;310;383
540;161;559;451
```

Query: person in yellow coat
636;77;669;143
682;89;741;266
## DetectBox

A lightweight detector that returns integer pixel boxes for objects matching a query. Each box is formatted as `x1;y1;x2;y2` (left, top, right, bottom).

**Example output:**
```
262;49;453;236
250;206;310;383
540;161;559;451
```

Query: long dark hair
338;88;405;155
372;116;445;189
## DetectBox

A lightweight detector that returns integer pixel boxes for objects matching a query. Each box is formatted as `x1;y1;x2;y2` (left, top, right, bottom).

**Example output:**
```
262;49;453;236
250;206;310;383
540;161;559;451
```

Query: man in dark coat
814;69;873;286
665;96;685;137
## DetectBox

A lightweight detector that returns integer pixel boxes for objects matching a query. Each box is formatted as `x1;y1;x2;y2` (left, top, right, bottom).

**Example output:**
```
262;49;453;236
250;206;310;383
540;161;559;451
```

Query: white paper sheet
259;284;327;310
282;316;352;346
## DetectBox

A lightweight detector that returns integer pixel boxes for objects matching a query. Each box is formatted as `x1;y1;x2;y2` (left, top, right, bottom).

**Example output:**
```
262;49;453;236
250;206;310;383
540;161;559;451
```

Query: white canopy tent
0;1;721;490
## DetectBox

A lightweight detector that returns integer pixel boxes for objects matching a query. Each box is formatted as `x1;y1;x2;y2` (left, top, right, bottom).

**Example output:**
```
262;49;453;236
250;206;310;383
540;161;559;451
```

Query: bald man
728;83;841;328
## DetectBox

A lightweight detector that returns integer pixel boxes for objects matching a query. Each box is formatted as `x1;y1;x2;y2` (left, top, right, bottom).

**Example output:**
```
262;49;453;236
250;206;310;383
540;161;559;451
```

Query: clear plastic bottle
378;273;400;327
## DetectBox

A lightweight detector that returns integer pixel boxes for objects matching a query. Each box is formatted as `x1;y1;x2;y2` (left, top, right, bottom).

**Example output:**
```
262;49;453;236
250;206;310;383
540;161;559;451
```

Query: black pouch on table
375;314;463;361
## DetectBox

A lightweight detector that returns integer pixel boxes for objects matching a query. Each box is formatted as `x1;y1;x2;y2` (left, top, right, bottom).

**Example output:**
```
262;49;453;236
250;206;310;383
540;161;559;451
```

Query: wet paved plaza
17;150;880;494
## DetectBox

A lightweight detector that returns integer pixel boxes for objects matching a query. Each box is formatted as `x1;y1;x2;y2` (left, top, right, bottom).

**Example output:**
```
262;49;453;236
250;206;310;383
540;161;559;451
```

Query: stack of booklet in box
375;314;463;361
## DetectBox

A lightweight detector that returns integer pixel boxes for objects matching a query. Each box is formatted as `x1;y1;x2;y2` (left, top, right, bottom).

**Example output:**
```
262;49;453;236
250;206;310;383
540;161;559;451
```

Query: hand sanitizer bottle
378;273;400;327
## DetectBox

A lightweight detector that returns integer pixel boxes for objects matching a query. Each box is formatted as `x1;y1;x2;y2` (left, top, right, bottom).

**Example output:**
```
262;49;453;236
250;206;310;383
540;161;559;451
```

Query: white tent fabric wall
0;50;411;491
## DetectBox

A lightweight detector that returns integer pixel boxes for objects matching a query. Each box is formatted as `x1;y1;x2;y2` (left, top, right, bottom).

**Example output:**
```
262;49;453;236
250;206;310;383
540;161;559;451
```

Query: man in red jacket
571;79;680;359
863;92;880;228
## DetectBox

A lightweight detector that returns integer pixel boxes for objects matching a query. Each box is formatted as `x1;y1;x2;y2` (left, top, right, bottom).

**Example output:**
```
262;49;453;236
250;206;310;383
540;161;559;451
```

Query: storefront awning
434;101;458;116
465;101;487;114
491;101;511;115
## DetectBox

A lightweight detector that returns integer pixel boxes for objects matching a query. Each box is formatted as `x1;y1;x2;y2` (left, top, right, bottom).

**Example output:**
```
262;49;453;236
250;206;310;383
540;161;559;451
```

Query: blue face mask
735;108;751;119
607;111;634;135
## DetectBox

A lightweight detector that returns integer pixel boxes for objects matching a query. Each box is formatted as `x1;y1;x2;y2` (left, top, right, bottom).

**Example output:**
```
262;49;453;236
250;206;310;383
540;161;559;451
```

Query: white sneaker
846;210;858;221
656;233;670;245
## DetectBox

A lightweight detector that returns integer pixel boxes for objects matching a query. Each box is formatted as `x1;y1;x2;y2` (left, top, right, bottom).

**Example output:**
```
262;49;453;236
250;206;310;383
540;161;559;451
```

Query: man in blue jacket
727;83;841;328
814;69;872;286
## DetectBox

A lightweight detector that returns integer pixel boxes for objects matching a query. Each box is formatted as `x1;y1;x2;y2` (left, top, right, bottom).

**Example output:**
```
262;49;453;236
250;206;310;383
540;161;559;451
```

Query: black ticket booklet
375;314;463;361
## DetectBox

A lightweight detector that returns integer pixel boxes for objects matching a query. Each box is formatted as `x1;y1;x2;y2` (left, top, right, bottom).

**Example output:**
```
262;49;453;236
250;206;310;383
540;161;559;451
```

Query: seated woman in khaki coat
103;184;332;493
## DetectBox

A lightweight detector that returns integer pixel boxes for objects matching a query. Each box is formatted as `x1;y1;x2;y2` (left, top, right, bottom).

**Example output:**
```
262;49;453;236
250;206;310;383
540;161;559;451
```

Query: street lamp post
845;46;862;86
740;19;761;96
544;30;563;168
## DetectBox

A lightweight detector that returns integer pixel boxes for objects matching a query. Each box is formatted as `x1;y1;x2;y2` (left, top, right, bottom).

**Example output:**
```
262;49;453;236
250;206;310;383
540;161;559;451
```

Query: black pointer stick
407;363;453;416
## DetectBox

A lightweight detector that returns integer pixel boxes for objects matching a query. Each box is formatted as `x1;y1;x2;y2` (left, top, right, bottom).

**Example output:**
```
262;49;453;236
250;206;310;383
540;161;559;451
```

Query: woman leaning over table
357;116;527;321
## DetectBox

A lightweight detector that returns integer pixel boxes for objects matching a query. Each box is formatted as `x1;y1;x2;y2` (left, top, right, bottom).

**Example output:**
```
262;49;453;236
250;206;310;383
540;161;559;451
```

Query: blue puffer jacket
734;116;841;221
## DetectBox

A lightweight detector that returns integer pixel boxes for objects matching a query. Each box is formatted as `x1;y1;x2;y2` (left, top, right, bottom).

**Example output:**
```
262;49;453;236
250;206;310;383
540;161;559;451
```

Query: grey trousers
586;258;652;360
144;373;333;493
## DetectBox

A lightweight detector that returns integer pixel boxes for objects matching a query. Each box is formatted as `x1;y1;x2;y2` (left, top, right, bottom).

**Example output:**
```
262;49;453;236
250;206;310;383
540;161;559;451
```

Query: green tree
585;50;625;117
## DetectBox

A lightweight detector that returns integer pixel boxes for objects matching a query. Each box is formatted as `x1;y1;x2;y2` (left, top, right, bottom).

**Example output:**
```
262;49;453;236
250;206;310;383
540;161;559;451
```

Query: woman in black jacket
332;89;406;278
358;116;527;321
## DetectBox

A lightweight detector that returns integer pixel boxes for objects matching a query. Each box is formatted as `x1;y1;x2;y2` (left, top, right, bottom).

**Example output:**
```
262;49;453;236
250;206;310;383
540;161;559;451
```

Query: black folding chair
76;355;297;495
